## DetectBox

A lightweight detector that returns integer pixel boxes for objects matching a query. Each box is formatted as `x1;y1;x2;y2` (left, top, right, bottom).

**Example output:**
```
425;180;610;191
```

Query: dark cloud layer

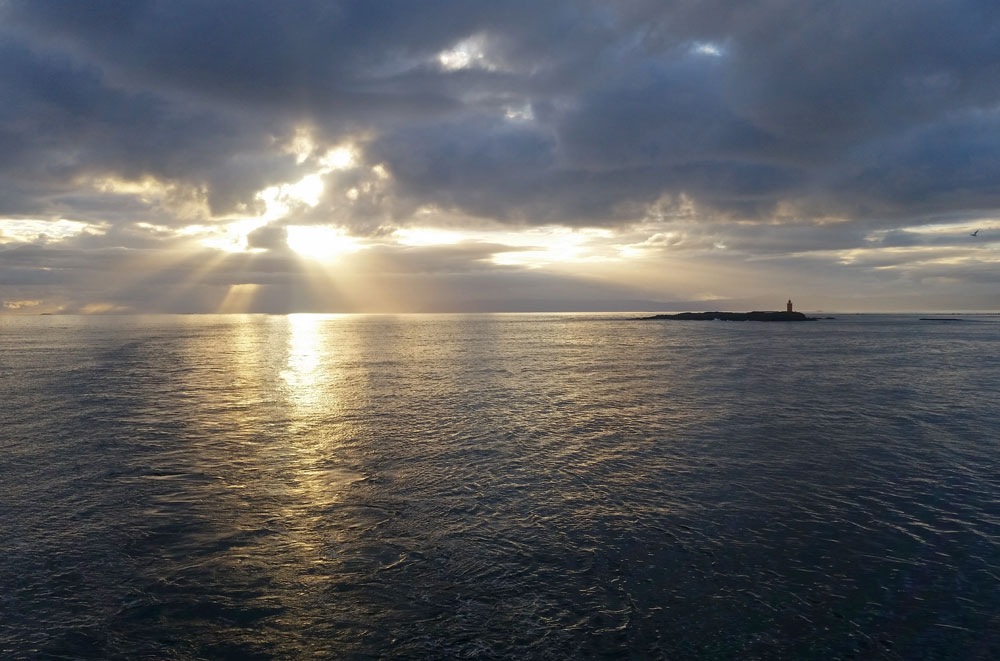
1;1;999;311
4;0;1000;227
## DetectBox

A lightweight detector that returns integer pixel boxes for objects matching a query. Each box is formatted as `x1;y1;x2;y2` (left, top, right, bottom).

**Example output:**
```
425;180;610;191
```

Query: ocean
1;313;998;658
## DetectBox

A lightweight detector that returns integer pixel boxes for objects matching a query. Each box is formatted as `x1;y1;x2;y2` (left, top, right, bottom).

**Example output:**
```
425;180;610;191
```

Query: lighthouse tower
786;299;793;312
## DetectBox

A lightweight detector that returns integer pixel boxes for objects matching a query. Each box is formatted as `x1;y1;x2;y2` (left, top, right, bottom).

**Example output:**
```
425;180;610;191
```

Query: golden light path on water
282;313;331;415
1;313;999;657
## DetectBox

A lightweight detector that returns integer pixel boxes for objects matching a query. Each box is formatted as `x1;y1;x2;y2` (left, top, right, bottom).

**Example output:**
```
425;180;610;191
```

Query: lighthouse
786;299;793;312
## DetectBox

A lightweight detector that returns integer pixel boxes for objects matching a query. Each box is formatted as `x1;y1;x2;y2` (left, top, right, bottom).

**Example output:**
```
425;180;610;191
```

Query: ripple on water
1;313;998;658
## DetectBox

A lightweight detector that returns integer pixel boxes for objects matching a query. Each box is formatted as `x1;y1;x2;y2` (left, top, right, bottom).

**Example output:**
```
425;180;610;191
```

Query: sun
286;225;363;261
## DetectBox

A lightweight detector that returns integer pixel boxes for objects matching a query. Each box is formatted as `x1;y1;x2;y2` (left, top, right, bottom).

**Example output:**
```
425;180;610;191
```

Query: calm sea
1;313;998;659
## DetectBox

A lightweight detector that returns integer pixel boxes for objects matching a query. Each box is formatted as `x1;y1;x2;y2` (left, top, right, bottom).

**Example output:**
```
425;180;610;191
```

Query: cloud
1;1;999;311
2;299;41;310
6;0;1000;228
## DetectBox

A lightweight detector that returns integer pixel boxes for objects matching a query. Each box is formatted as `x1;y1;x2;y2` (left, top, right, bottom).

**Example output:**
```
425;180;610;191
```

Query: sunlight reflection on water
1;313;998;658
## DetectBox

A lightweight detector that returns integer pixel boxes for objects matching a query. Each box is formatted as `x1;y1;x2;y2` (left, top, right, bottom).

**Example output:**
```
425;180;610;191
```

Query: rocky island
642;300;819;321
641;310;817;321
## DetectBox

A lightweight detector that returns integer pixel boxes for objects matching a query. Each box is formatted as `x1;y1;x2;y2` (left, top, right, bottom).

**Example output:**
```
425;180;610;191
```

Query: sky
1;0;998;314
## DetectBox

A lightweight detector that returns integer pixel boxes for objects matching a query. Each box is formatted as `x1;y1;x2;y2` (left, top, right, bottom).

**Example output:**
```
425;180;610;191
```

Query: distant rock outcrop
641;311;817;322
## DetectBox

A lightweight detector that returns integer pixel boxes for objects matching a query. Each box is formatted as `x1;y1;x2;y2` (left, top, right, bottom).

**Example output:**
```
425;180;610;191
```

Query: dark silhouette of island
642;298;821;321
642;310;817;321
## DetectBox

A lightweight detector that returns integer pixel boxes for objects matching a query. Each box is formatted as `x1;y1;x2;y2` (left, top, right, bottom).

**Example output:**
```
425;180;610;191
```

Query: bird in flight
970;229;980;237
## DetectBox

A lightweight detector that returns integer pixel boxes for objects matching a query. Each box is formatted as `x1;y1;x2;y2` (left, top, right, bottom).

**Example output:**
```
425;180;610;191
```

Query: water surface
1;313;998;658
